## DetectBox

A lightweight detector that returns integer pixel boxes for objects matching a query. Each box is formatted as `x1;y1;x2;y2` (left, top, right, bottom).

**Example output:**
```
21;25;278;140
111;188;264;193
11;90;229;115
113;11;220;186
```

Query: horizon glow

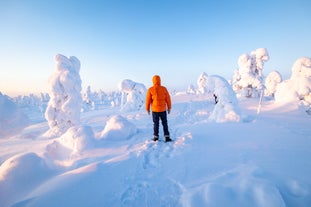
0;0;310;97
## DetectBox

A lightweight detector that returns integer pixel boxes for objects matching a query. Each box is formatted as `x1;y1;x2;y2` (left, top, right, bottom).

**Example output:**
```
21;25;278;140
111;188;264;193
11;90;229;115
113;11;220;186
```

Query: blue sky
0;0;310;96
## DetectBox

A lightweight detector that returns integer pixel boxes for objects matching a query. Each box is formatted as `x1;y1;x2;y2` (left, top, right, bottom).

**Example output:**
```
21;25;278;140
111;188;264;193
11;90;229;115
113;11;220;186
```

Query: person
146;75;172;142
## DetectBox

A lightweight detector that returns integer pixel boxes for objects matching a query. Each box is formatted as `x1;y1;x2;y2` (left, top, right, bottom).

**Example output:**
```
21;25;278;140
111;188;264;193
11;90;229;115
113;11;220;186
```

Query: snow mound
0;92;29;138
58;125;95;152
180;165;285;207
45;125;95;161
99;115;137;140
0;153;51;207
207;75;241;122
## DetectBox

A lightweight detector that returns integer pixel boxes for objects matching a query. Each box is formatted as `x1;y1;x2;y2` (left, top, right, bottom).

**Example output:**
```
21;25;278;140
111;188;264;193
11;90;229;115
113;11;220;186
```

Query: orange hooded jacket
146;75;172;112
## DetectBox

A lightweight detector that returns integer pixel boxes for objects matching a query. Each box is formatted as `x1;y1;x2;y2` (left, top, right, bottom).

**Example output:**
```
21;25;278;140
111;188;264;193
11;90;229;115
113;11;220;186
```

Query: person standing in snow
146;75;172;142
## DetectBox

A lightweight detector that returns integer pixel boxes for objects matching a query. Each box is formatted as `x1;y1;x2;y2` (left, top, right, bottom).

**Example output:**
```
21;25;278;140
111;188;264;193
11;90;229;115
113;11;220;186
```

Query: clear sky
0;0;310;96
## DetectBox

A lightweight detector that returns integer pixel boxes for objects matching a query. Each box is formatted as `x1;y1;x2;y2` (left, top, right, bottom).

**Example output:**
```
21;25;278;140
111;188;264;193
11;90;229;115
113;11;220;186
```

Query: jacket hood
152;75;161;86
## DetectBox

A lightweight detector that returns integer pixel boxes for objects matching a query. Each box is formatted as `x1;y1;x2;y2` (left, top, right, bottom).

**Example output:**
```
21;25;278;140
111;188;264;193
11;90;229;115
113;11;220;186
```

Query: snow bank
99;115;137;140
45;54;82;137
0;92;29;138
119;79;146;112
0;153;51;207
206;75;241;122
275;57;311;111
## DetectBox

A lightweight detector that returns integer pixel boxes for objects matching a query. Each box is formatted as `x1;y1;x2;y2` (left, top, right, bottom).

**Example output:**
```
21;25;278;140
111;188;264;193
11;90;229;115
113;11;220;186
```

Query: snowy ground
0;94;311;207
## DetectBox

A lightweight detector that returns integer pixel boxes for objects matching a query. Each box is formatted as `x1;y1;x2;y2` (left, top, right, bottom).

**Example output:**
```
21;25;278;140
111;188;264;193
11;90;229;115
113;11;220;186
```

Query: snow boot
153;136;159;141
165;135;172;142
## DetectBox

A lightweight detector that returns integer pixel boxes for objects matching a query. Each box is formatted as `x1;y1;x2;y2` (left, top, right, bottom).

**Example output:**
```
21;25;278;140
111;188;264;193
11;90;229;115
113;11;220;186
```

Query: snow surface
0;92;311;207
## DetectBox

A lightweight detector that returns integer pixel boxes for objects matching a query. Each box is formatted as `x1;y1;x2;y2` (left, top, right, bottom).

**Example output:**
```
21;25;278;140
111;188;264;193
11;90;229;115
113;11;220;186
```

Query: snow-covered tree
187;84;196;94
265;71;282;97
232;48;269;97
205;75;241;122
275;57;311;113
45;54;82;136
119;79;146;112
82;86;96;112
197;72;209;94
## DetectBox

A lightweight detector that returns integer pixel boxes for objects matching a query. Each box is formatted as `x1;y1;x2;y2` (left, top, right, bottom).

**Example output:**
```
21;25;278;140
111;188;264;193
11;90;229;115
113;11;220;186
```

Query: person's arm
146;89;151;114
165;87;171;114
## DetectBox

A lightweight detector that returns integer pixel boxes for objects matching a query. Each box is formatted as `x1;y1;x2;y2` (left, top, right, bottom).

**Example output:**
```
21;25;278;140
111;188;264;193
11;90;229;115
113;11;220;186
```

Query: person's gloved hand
167;109;171;114
147;110;150;115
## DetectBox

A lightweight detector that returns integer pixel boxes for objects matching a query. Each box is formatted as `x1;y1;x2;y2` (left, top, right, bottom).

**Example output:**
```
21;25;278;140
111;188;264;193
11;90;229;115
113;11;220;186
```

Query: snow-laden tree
82;86;96;112
232;48;269;97
275;57;311;113
119;79;146;112
197;72;209;94
205;75;241;122
45;54;82;137
187;84;196;94
265;71;282;97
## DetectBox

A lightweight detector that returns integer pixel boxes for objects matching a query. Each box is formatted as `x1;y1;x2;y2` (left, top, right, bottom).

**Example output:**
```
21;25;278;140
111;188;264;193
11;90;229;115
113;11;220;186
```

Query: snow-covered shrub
0;92;29;138
119;79;146;112
232;48;269;97
206;75;241;122
265;71;282;97
45;54;82;137
275;57;311;112
99;115;137;141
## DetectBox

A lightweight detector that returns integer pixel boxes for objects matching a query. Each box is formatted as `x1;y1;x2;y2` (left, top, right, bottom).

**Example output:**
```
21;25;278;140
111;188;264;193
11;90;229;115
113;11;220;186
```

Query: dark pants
152;111;170;137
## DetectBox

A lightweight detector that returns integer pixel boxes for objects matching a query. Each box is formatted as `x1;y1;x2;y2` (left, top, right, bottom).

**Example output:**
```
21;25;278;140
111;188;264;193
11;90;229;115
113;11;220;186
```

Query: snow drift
99;115;137;141
0;153;51;207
